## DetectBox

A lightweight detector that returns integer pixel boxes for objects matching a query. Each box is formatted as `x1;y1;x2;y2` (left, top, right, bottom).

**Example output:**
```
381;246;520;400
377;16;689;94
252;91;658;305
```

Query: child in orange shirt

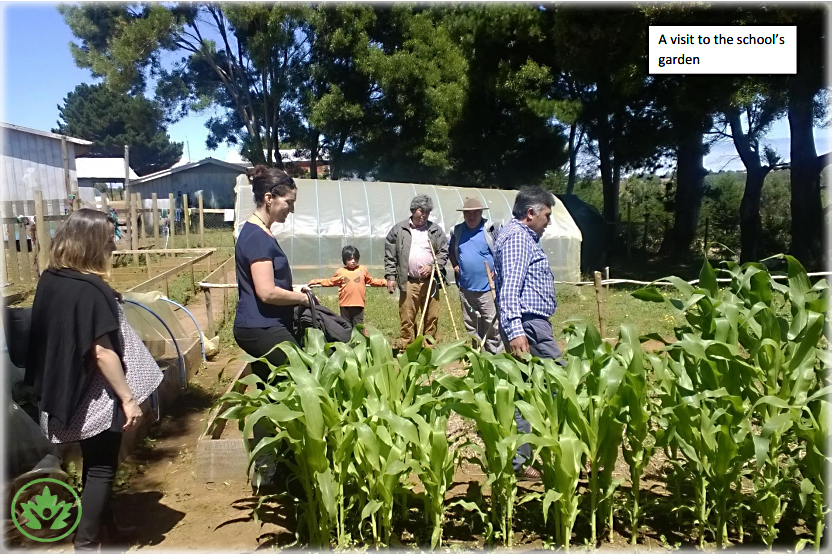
309;246;387;327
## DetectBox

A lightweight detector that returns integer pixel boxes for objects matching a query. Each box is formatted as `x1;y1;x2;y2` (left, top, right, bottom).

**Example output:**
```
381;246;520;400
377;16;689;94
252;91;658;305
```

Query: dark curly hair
247;165;296;207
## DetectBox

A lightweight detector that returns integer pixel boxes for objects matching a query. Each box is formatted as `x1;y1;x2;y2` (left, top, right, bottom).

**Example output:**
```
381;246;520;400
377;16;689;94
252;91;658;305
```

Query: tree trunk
740;167;770;264
727;107;768;264
668;132;708;257
566;122;579;195
788;96;824;267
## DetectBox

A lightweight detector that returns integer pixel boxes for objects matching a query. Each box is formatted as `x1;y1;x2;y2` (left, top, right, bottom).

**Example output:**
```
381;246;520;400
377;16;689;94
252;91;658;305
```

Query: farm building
129;157;247;210
235;177;582;284
0;122;92;216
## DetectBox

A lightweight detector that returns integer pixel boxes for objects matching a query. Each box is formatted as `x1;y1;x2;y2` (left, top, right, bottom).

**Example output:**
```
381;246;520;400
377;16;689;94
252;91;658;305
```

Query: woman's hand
122;398;143;431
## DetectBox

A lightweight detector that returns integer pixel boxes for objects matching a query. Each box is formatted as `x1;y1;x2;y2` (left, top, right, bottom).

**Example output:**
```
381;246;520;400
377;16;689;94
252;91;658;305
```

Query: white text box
648;26;796;74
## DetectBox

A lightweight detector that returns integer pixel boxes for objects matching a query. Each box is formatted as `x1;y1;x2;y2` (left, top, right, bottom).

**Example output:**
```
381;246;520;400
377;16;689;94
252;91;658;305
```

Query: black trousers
233;325;299;384
75;430;122;546
340;306;365;327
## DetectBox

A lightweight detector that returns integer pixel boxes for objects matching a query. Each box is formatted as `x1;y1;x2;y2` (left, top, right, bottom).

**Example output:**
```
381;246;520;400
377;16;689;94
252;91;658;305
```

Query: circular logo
10;478;82;543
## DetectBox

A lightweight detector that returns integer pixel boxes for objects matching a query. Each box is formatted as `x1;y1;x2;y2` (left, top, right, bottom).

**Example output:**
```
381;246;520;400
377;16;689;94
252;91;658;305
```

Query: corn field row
216;254;829;550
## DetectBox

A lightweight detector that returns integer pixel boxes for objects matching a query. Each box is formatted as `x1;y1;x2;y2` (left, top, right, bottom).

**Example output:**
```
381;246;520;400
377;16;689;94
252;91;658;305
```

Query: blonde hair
51;209;113;277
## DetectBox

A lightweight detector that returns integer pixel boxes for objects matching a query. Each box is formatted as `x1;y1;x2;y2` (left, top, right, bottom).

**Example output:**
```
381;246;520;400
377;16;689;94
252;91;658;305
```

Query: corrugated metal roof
131;157;247;183
76;157;138;180
0;122;93;146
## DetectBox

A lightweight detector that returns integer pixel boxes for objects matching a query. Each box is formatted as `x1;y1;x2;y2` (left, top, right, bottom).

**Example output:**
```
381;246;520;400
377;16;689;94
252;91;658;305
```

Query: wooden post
626;201;632;259
190;263;196;295
183;194;191;249
60;138;73;212
168;193;175;251
594;271;606;339
703;217;710;257
33;191;49;275
124;145;132;254
152;193;160;249
5;221;20;285
605;266;610;292
204;287;215;338
130;192;138;265
220;264;228;327
198;194;205;248
643;212;651;253
136;192;144;248
14;201;33;285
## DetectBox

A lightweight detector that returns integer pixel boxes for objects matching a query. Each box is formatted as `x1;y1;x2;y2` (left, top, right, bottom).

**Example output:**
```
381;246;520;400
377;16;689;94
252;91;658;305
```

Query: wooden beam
152;193;160;249
130;192;138;264
168;193;175;250
198;194;205;248
33;191;49;275
113;248;215;255
60;138;72;211
183;194;190;248
126;249;214;293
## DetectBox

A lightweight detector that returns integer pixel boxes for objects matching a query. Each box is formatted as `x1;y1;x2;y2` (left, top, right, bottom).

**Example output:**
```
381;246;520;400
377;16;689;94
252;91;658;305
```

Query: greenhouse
234;177;582;284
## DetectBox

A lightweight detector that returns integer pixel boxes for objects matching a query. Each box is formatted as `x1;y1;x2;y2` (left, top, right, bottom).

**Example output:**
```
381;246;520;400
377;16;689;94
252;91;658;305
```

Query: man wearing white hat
449;197;503;354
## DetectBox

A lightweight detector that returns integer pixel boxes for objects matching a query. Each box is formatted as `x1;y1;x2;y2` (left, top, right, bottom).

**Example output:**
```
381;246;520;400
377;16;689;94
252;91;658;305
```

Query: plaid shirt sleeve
497;231;532;341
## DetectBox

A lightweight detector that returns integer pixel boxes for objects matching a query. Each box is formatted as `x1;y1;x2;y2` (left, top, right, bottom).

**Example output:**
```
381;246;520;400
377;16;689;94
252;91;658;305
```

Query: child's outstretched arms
364;267;387;287
309;270;347;287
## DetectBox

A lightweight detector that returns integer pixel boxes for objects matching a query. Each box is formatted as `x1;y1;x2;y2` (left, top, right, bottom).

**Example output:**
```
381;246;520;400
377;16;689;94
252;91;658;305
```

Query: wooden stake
33;190;49;275
417;263;436;338
130;193;139;265
428;239;459;341
124;145;132;253
703;217;710;258
204;287;215;338
168;193;175;251
594;271;606;339
605;266;610;292
60;138;72;211
198;194;205;248
183;194;191;249
152;193;160;249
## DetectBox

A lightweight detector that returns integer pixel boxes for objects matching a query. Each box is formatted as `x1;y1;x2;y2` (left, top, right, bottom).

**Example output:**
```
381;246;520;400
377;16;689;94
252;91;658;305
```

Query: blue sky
2;3;828;173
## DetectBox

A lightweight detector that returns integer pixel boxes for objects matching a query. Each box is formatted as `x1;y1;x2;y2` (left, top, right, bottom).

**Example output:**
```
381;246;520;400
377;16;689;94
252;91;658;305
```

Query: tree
442;4;568;188
60;3;309;167
717;85;788;263
782;6;828;267
53;83;183;176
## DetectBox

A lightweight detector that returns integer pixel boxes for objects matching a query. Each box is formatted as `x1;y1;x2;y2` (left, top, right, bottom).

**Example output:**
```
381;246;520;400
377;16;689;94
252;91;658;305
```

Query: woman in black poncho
25;209;142;550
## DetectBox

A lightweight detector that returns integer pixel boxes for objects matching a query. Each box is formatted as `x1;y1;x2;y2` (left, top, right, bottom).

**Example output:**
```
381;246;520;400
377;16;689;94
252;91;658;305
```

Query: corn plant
617;325;655;545
441;349;530;546
511;353;585;550
635;255;830;549
794;389;831;552
554;321;627;545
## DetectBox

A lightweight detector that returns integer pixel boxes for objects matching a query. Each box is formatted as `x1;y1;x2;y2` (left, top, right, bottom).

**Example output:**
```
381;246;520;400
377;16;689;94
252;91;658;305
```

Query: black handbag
294;291;353;343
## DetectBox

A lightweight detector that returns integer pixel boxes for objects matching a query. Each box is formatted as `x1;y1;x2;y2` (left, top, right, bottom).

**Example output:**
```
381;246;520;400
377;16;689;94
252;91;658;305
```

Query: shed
129;158;247;209
234;177;582;284
0;122;92;217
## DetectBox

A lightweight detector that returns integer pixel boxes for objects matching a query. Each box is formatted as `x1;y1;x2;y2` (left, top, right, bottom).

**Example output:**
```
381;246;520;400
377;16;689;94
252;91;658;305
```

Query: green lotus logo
11;478;82;542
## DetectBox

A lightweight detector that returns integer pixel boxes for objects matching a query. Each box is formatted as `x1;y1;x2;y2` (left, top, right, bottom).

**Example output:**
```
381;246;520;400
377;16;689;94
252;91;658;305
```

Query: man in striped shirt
494;187;560;480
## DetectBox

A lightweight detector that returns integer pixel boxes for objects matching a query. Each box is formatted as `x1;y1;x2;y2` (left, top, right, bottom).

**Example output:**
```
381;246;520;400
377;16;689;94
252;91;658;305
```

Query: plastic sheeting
235;177;582;284
122;291;193;362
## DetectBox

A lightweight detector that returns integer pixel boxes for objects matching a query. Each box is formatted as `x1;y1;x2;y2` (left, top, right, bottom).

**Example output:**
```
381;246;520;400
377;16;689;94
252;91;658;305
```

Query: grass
312;282;681;346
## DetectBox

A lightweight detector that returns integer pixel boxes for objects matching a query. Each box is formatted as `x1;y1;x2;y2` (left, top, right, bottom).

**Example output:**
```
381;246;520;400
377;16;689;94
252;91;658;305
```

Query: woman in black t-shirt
233;166;310;383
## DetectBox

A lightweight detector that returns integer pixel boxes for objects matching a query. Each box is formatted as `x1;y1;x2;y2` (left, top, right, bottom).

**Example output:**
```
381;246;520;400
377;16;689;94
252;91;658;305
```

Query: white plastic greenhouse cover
234;177;582;284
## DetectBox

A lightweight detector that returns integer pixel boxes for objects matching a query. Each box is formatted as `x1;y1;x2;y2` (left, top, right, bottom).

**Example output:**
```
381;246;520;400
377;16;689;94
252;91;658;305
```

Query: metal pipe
157;297;206;362
123;300;186;389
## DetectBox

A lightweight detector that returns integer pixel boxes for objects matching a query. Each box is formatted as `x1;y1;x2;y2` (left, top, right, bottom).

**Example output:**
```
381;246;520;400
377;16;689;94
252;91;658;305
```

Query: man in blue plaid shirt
494;187;560;481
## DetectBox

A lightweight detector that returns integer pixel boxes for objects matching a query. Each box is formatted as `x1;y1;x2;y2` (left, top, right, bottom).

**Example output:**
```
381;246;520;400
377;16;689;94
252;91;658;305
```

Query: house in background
224;148;330;177
0;122;92;216
128;157;247;209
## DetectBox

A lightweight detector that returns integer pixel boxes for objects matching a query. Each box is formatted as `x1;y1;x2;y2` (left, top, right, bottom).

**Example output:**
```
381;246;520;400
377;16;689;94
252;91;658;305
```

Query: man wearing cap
449;198;503;354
